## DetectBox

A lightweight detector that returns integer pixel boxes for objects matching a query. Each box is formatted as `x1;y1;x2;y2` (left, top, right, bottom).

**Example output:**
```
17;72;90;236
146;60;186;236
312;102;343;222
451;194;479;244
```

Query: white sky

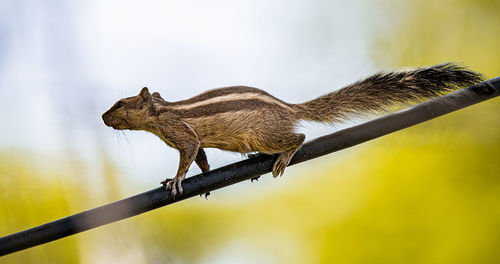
0;0;382;189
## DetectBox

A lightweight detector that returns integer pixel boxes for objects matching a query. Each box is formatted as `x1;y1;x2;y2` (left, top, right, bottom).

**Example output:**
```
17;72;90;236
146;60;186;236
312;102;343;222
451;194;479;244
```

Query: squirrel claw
272;148;299;177
163;178;183;197
272;161;285;177
272;154;292;177
199;192;210;199
160;178;171;187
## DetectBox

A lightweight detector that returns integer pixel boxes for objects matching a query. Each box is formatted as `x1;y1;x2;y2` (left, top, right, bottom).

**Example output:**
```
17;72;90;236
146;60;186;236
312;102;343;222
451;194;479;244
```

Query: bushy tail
294;63;484;122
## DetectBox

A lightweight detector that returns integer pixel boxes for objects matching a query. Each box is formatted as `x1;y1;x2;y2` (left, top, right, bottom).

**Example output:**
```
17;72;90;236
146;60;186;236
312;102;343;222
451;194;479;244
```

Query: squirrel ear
139;87;152;103
152;92;164;100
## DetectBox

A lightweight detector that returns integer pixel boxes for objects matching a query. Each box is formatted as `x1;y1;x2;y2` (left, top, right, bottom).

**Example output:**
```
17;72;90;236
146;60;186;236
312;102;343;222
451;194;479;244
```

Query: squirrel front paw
162;177;184;197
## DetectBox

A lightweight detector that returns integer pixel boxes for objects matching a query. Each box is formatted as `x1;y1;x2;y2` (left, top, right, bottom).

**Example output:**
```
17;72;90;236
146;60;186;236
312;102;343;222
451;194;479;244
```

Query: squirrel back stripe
168;86;287;106
293;63;484;122
163;99;289;118
170;92;292;111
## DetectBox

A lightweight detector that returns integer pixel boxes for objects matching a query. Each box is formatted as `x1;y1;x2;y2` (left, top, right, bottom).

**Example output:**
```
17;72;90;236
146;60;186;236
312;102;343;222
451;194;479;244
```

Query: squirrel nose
102;112;111;126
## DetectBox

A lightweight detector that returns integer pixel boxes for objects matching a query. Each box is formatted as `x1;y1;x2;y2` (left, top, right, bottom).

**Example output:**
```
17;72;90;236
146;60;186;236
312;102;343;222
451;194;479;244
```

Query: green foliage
373;0;500;77
0;153;80;263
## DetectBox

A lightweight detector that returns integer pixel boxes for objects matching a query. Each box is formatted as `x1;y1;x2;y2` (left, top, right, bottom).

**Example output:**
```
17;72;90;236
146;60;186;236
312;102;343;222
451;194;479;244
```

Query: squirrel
102;63;483;196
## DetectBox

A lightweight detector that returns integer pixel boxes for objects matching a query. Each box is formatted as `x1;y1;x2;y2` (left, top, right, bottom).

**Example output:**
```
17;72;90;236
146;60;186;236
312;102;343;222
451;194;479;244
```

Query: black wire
0;77;498;256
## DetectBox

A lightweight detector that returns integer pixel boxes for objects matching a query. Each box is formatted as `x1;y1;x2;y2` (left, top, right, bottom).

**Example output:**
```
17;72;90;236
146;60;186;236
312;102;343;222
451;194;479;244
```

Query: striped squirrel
102;63;483;196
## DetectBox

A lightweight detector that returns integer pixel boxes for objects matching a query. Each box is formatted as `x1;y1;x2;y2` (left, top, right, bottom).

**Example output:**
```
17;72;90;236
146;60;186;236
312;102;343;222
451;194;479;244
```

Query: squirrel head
102;87;156;130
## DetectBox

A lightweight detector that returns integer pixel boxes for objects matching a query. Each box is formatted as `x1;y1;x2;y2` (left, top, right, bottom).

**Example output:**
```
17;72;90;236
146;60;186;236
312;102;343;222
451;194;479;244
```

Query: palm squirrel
102;63;483;196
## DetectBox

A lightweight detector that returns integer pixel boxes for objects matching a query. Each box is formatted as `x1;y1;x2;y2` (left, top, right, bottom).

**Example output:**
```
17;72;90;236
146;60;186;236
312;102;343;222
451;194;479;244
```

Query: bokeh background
1;0;499;263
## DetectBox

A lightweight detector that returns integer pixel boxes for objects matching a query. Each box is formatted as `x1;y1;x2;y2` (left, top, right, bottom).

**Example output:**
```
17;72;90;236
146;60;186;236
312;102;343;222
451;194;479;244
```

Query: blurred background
1;0;499;263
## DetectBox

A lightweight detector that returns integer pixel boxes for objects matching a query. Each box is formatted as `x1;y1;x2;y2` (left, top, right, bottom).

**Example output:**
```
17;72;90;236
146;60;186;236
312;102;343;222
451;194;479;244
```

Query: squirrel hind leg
272;133;305;177
195;148;210;173
195;148;211;199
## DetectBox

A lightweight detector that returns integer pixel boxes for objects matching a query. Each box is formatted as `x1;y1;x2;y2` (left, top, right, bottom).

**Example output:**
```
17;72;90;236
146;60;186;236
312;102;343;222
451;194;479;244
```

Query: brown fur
102;63;483;196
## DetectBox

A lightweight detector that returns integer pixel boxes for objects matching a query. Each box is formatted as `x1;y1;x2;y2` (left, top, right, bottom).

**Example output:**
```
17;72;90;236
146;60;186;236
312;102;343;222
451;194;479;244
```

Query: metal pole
1;77;499;256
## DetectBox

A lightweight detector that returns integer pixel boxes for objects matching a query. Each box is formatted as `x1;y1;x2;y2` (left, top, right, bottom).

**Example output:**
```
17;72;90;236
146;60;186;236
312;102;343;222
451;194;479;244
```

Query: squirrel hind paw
272;153;293;177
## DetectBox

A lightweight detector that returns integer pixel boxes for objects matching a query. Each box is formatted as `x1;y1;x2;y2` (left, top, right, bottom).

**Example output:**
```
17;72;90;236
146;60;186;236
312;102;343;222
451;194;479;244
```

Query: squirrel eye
116;101;124;108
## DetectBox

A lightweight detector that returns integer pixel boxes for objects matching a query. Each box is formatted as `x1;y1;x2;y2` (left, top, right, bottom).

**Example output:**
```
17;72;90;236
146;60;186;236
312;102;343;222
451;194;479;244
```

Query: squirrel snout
102;112;112;127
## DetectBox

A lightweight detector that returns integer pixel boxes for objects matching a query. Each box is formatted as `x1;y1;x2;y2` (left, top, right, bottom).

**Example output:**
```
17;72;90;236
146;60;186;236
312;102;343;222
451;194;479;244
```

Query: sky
0;0;381;189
